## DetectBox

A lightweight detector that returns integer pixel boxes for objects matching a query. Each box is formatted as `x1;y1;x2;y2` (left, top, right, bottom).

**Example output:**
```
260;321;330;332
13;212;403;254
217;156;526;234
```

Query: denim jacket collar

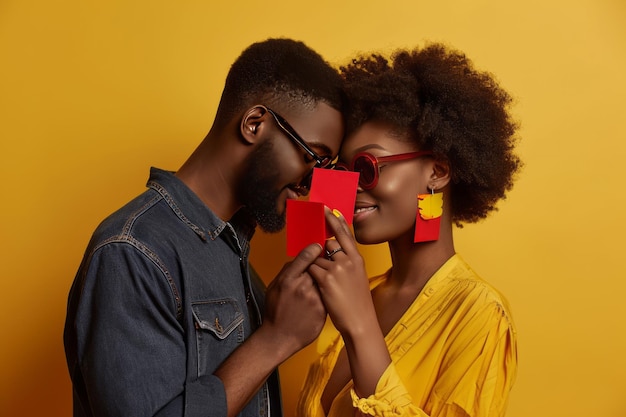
146;167;256;253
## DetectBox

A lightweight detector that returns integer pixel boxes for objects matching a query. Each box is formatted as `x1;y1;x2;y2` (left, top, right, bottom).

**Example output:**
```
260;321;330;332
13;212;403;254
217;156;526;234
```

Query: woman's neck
386;223;455;289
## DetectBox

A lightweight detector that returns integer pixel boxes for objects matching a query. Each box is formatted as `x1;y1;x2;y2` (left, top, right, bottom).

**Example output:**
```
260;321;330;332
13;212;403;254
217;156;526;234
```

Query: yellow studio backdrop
1;1;625;416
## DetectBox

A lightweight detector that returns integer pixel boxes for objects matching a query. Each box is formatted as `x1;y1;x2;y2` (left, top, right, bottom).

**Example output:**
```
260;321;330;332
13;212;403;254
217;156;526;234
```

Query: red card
286;169;359;256
286;199;326;257
308;168;360;233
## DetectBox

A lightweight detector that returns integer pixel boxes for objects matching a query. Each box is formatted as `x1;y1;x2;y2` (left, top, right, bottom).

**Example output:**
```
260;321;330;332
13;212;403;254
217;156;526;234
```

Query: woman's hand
308;208;392;398
307;208;377;338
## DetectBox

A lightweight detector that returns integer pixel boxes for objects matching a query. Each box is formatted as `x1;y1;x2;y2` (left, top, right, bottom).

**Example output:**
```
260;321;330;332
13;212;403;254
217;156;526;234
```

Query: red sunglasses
336;151;433;190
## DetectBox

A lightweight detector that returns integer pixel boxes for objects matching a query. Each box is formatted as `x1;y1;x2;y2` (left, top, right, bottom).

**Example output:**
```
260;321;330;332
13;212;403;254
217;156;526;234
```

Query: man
64;38;345;417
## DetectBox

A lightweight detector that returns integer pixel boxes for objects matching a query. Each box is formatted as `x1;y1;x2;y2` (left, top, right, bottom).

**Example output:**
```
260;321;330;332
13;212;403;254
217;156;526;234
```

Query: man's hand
262;243;327;357
214;243;326;417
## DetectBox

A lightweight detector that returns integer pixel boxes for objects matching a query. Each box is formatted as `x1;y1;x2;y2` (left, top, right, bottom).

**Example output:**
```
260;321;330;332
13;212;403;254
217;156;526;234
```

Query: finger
307;262;329;284
311;255;333;271
324;208;357;255
323;242;346;262
288;243;324;275
324;207;353;240
324;238;342;251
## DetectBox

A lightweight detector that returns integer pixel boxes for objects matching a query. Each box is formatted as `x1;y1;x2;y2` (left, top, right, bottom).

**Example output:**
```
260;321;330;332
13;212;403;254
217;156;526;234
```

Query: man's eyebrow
307;141;334;156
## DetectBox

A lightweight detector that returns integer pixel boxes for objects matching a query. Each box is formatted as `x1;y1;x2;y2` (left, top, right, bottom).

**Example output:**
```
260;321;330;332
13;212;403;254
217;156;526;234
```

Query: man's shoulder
90;189;165;245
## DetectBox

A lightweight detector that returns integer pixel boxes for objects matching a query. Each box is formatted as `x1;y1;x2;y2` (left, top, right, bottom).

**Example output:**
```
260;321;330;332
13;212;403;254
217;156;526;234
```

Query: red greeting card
308;168;359;228
286;168;359;256
286;199;325;256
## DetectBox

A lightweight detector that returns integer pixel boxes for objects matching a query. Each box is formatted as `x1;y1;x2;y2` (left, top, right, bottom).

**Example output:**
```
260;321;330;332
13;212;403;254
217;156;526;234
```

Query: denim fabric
64;168;282;417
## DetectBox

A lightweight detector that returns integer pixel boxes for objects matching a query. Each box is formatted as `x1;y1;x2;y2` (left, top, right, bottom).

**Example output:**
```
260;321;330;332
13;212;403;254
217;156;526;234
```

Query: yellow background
1;1;625;416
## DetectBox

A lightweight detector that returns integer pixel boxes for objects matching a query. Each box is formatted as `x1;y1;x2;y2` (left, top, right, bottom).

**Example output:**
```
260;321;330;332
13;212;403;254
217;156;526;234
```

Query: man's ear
429;158;452;191
240;105;267;145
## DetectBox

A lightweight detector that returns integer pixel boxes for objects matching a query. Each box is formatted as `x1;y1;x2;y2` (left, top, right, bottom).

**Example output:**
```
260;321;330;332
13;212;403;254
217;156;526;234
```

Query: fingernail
332;209;343;218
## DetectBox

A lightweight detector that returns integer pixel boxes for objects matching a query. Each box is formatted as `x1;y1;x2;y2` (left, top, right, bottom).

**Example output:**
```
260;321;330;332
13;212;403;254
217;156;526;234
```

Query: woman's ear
240;105;267;145
429;158;451;191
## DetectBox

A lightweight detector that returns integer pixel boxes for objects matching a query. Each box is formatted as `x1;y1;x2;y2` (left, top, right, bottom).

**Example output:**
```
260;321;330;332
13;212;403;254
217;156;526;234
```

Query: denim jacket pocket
192;299;245;376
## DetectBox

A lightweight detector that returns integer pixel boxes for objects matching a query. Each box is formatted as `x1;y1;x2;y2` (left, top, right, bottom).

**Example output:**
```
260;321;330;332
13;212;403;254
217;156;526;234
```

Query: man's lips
285;187;301;200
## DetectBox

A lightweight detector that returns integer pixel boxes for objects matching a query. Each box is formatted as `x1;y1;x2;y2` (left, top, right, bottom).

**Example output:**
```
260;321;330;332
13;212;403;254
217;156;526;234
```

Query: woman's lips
353;205;377;222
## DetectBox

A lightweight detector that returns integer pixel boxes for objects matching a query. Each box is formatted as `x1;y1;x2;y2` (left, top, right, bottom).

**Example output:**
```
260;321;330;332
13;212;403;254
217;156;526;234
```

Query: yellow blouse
296;254;517;417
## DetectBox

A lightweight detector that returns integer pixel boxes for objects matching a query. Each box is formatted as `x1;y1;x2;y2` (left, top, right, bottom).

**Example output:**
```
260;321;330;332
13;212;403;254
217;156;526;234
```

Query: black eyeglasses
336;151;433;190
265;107;334;168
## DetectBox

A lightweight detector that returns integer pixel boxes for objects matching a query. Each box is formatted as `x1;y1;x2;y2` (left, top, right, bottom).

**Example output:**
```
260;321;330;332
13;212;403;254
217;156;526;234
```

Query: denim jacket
64;168;282;417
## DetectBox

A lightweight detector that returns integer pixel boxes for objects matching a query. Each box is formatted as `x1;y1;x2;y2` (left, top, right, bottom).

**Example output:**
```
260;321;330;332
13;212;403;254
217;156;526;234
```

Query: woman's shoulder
432;254;515;322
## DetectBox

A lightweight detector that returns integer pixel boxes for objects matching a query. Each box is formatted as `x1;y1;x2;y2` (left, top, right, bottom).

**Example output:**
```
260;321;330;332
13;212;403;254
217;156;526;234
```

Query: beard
238;141;286;233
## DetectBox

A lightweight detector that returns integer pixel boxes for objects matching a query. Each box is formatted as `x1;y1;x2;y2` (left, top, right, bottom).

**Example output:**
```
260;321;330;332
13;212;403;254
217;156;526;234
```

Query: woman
299;43;521;417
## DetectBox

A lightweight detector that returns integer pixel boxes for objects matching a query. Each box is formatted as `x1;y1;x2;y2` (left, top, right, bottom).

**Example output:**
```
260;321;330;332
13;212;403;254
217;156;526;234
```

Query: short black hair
341;43;522;225
215;38;344;124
